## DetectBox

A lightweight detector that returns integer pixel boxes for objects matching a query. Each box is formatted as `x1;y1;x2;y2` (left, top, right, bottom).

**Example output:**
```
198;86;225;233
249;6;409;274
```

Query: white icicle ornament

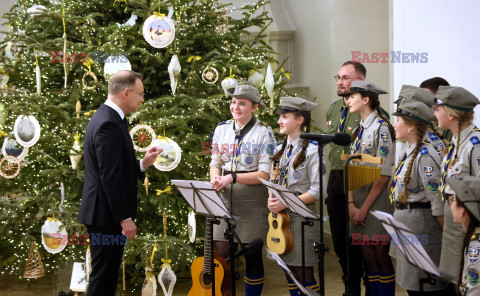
221;77;237;97
168;55;181;95
264;63;274;99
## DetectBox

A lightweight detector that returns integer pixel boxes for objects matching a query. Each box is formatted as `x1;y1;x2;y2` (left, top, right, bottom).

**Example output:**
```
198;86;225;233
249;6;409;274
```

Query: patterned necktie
282;144;293;187
441;143;455;200
353;125;364;153
390;153;407;203
232;133;244;173
338;106;348;133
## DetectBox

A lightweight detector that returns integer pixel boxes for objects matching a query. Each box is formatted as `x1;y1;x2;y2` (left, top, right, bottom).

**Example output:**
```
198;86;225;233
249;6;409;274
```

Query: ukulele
266;159;294;255
188;217;231;296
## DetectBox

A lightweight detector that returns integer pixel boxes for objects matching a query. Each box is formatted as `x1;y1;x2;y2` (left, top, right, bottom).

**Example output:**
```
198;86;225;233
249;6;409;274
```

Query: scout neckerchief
338;105;348;133
440;142;455;200
232;115;257;172
352;125;365;153
280;140;303;187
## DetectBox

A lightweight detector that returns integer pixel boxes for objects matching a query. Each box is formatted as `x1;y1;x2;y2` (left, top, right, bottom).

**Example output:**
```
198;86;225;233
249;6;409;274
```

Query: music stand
370;210;455;294
171;180;234;296
258;178;321;294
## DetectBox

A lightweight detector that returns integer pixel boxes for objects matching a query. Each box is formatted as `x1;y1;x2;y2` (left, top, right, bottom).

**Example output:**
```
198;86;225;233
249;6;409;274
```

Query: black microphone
226;238;263;262
300;132;351;146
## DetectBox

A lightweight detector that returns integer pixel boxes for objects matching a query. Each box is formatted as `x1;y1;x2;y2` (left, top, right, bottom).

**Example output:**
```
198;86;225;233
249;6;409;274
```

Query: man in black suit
78;70;162;296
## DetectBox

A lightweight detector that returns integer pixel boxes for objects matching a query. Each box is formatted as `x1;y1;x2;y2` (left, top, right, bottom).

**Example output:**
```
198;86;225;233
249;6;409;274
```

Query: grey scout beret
394;85;436;107
348;80;388;95
392;98;435;125
446;176;480;222
227;84;265;107
278;97;318;114
434;86;480;111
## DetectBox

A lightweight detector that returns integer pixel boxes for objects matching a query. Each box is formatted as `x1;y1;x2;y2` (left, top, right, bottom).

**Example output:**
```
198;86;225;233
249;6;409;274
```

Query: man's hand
121;219;137;239
142;146;163;168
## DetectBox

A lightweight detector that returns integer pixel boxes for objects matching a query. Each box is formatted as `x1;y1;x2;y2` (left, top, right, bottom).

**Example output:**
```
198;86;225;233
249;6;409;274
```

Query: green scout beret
392;98;435;125
348;80;387;96
227;85;265;107
446;176;480;222
278;97;318;114
394;85;436;107
434;86;479;111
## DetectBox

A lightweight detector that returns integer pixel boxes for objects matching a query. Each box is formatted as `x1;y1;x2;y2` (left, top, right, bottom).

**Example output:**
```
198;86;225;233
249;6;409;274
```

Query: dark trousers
326;170;367;295
86;226;126;296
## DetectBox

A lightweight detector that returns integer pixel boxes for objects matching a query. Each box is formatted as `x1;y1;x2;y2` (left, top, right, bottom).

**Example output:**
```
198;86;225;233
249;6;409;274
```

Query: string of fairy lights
0;0;286;287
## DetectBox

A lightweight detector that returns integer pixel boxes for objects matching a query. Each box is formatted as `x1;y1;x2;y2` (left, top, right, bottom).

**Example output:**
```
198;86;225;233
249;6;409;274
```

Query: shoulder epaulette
429;132;440;141
217;119;232;126
470;136;480;146
309;140;318;146
259;121;270;127
420;147;429;156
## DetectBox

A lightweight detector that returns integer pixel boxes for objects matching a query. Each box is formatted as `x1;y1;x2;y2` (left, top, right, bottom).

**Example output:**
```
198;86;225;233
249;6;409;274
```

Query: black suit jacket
78;104;143;228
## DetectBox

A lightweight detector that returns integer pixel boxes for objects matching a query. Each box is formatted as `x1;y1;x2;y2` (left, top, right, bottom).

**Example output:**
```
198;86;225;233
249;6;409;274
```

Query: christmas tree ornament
142;6;175;49
59;182;65;213
188;209;196;243
144;175;150;196
27;5;47;16
34;53;41;94
117;14;137;27
41;217;67;254
86;244;92;281
75;100;81;118
265;63;275;114
156;186;172;196
248;70;264;89
152;137;181;171
0;103;5;126
23;241;45;279
82;58;97;90
0;69;9;88
104;55;132;81
70;134;82;170
2;137;28;161
202;66;219;84
130;124;156;152
221;68;237;96
5;42;17;60
142;267;157;296
62;7;68;89
0;155;21;179
168;54;181;95
14;115;41;147
158;212;177;296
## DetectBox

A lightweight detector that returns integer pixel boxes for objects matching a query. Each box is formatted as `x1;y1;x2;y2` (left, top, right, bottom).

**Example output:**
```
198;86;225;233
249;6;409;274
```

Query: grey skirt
280;206;320;267
350;181;394;237
439;201;465;283
390;208;448;291
213;182;269;243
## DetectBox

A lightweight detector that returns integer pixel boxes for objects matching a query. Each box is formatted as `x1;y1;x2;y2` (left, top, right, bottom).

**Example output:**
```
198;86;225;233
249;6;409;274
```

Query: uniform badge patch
468;268;480;285
423;166;434;179
380;133;389;143
293;171;302;179
471;137;480;145
221;154;230;163
435;145;444;153
379;146;389;157
469;247;480;264
420;147;429;155
427;180;439;192
429;133;440;141
245;156;254;165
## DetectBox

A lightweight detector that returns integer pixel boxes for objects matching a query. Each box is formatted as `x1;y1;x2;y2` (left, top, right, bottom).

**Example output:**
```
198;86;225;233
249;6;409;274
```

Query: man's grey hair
108;70;143;95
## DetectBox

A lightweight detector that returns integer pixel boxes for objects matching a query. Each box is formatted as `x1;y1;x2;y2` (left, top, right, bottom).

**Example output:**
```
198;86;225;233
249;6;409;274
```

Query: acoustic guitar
266;160;294;255
188;217;231;296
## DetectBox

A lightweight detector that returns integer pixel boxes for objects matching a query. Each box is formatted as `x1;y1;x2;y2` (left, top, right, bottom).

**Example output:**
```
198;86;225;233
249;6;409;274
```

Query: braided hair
396;116;428;203
442;106;474;166
273;111;312;169
456;200;480;295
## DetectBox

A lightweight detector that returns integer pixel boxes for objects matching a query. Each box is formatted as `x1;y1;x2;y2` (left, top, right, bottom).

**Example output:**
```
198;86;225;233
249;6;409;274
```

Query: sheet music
258;178;320;220
371;211;442;277
171;180;231;219
266;249;317;296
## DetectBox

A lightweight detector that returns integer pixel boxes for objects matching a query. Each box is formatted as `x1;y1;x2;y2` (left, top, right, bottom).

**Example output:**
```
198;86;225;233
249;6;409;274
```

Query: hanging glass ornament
104;55;132;81
188;210;196;243
14;115;41;148
248;70;264;89
168;54;181;95
70;134;82;170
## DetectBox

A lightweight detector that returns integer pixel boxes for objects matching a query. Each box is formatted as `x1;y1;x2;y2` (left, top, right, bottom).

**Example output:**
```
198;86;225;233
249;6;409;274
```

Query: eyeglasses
446;194;455;206
128;88;145;97
334;75;352;82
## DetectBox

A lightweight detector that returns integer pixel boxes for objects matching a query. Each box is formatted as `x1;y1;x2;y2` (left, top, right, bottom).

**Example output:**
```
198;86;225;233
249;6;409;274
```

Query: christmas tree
0;0;288;287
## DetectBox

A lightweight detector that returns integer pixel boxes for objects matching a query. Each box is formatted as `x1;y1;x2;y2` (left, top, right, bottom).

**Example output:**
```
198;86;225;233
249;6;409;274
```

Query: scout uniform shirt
461;228;480;296
326;99;360;171
392;138;443;216
397;129;445;163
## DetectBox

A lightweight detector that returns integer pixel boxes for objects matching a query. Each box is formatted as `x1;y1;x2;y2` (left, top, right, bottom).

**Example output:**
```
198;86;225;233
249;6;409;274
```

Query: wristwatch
231;172;237;184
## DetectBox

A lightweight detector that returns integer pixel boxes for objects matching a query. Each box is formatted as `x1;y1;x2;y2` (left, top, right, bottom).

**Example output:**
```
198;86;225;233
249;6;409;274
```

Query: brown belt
223;170;255;175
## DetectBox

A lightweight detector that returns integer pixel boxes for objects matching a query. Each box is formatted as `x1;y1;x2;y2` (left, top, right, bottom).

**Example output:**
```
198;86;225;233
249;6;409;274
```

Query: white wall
393;0;480;126
0;0;16;39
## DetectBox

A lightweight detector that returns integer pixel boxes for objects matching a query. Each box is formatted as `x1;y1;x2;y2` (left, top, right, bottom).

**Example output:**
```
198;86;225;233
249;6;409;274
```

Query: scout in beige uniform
210;85;276;296
433;86;480;290
267;97;320;295
446;176;480;296
390;99;449;294
346;80;396;296
395;85;446;159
